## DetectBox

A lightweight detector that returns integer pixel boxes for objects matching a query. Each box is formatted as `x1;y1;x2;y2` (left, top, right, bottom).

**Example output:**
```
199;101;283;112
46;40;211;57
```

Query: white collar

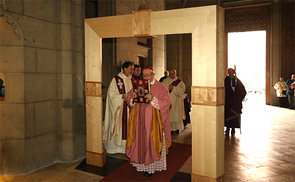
150;78;155;85
169;76;178;81
121;72;131;79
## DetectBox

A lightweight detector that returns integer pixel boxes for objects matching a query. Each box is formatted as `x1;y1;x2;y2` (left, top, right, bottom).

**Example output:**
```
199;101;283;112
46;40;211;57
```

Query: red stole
115;76;128;140
169;78;182;93
169;78;191;124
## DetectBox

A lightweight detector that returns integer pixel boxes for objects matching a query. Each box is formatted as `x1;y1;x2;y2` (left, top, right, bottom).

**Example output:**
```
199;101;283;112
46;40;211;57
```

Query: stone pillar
153;35;166;80
1;0;86;175
59;0;75;161
166;35;180;72
270;1;281;106
190;6;225;181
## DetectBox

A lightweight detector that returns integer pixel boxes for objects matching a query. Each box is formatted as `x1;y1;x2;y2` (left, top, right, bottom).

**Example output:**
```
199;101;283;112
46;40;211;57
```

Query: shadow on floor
75;157;127;177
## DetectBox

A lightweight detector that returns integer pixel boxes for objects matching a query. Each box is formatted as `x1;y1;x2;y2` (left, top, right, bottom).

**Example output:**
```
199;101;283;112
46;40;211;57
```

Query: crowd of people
274;74;295;109
103;62;191;176
102;61;294;177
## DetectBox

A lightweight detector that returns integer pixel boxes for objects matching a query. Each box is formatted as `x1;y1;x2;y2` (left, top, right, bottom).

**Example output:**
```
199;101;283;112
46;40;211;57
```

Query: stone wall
0;0;85;174
153;35;166;80
0;0;166;175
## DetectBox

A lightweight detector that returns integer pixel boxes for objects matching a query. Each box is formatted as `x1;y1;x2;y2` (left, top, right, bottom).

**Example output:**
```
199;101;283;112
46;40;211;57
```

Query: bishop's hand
144;94;153;101
132;93;137;99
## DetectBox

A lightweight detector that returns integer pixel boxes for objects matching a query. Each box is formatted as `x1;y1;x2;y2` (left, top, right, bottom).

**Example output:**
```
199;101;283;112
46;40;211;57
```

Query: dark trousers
279;97;289;108
225;115;240;128
288;95;295;109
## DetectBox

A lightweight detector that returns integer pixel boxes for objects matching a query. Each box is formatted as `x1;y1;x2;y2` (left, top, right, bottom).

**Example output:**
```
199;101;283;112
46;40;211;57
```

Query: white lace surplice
131;134;167;174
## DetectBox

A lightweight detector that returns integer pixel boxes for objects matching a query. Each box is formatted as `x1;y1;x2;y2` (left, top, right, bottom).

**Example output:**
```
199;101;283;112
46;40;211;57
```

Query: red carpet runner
101;142;192;181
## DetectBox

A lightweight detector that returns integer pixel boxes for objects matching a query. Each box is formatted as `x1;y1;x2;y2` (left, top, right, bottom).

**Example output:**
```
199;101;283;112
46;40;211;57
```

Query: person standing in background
286;74;295;109
274;76;288;108
0;79;5;97
162;69;187;134
132;64;143;80
159;71;169;82
224;68;247;136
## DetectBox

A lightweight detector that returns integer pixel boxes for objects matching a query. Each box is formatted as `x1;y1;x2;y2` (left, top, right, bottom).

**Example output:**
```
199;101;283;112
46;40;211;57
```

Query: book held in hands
132;79;150;103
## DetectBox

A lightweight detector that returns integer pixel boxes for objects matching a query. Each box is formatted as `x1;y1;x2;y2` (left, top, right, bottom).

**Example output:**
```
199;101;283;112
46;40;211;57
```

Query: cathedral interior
0;0;294;181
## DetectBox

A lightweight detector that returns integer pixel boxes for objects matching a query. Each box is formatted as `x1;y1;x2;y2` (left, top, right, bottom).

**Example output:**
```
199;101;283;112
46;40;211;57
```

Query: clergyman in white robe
103;71;133;154
162;70;186;133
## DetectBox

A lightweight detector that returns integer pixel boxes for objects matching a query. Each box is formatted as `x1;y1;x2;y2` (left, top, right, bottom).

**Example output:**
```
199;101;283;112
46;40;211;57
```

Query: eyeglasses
142;73;153;78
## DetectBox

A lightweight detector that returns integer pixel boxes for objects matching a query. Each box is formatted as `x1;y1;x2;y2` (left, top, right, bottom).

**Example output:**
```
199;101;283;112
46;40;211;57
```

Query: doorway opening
228;30;266;105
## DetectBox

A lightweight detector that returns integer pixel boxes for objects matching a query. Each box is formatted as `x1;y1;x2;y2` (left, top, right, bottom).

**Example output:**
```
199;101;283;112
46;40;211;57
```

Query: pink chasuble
125;80;171;165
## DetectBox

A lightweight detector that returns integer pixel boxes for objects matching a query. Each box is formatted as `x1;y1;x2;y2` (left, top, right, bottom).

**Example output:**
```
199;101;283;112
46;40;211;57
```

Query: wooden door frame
225;4;271;104
85;6;226;180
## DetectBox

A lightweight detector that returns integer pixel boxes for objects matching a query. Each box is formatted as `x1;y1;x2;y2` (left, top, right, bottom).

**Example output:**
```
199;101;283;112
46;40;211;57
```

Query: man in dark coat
159;71;169;82
224;68;247;136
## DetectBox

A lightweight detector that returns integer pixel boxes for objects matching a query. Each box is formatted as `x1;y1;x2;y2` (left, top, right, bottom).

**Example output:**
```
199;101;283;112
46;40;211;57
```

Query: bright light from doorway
228;31;266;97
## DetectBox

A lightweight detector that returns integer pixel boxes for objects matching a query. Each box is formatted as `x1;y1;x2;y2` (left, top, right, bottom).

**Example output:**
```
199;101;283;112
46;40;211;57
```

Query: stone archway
0;0;24;91
0;0;25;174
85;6;225;181
0;14;24;101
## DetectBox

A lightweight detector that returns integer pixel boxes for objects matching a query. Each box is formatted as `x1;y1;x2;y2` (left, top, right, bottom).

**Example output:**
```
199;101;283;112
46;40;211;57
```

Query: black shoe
144;172;154;177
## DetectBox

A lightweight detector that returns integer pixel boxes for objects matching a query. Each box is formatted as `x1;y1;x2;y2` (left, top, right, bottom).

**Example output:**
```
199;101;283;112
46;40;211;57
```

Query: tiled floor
1;93;294;181
222;93;295;182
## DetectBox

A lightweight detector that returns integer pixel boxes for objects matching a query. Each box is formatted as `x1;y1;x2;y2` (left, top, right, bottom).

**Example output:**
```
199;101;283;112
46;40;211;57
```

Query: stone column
153;35;166;80
270;1;281;106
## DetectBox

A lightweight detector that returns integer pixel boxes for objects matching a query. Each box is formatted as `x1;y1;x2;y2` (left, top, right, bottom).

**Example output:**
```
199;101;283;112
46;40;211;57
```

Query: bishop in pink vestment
125;67;172;176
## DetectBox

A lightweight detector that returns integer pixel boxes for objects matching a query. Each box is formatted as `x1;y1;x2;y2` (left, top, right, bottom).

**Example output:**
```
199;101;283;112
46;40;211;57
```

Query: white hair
143;68;155;74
